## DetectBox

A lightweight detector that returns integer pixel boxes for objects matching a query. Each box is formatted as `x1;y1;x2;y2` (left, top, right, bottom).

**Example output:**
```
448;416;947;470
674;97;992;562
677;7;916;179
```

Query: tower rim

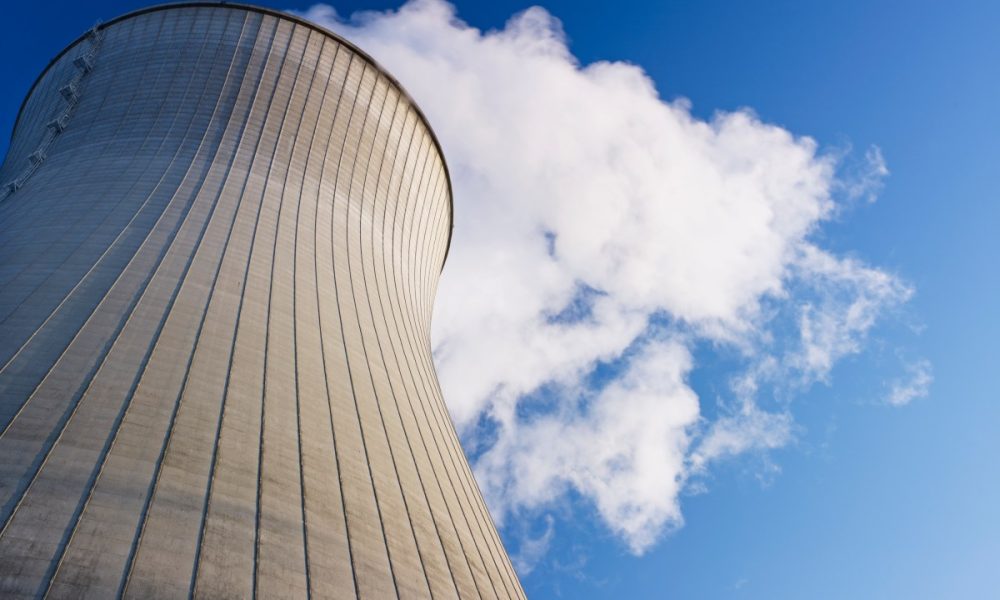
8;0;455;267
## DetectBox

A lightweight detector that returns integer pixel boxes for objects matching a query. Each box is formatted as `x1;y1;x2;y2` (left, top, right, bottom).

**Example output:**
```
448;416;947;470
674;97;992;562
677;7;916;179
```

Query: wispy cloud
837;145;890;204
731;577;750;591
302;0;921;557
885;359;933;406
511;515;555;575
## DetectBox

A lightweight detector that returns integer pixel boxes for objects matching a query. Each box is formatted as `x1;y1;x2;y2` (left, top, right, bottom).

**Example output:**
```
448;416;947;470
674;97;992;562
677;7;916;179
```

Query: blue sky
3;1;997;598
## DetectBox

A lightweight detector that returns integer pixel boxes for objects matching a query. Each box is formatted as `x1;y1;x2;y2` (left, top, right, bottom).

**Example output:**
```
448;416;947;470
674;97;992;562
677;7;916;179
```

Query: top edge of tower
9;1;456;267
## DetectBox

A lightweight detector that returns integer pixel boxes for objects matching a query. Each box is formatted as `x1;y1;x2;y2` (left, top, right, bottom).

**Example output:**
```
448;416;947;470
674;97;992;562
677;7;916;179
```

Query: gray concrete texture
0;3;524;598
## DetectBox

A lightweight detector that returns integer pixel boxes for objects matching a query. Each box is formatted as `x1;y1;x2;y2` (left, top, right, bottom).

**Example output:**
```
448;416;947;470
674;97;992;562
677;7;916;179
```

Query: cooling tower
0;3;523;598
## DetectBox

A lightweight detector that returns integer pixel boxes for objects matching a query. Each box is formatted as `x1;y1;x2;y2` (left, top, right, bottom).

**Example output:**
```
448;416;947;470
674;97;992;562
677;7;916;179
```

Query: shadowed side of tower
0;4;524;598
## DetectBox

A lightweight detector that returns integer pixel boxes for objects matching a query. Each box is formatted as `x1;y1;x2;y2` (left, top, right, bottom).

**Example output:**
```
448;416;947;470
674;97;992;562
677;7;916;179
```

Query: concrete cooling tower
0;3;524;598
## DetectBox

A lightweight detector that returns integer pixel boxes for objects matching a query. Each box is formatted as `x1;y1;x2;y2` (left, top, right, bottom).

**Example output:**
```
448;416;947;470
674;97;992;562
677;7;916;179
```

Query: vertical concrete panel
48;16;278;599
0;9;245;569
318;54;400;600
361;100;464;600
0;4;525;599
341;75;435;600
292;39;359;600
193;15;295;599
254;24;316;600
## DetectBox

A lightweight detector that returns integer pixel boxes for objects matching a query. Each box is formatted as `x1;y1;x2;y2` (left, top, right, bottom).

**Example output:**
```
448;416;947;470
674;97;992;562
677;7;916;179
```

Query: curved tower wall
0;4;523;598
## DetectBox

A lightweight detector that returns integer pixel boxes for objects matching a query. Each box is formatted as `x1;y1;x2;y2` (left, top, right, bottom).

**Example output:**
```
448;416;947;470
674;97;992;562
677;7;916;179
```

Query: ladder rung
73;55;94;73
47;115;68;133
59;83;78;102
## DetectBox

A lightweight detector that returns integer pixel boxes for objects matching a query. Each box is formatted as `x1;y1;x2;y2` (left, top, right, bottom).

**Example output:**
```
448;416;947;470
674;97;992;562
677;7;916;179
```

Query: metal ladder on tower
1;23;104;203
